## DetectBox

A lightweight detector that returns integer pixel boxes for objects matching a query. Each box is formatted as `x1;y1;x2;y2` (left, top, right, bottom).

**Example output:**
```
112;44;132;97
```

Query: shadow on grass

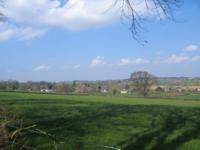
5;101;200;150
120;108;200;150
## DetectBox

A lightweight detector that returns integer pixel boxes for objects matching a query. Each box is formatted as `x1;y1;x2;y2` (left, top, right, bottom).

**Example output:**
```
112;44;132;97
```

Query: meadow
1;92;200;150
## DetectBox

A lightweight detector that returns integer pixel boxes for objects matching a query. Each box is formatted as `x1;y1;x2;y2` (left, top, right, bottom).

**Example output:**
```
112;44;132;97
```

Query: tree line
0;71;157;96
0;80;109;94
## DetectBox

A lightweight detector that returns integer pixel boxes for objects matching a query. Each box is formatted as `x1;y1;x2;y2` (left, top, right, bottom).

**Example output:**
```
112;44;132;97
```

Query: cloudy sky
0;0;200;81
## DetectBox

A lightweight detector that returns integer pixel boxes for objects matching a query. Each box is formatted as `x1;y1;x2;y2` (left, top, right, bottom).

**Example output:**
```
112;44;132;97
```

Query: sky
0;0;200;81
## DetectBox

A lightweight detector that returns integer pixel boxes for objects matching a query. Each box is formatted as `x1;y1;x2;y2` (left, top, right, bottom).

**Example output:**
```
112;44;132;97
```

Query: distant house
164;87;172;92
101;89;108;93
120;90;128;94
178;88;184;92
40;89;53;93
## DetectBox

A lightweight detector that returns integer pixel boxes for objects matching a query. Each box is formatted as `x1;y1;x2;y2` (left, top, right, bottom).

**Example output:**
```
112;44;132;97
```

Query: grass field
1;92;200;150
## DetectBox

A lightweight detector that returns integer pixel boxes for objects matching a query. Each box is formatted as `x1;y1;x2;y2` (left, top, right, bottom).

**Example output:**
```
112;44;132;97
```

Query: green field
1;92;200;150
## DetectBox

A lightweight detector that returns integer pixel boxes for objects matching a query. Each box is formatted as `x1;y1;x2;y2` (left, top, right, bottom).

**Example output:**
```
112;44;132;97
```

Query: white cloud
0;0;165;40
0;29;14;41
164;54;189;64
90;56;106;67
72;64;81;69
34;65;50;71
60;64;81;70
191;56;200;62
119;58;149;66
183;44;199;52
1;0;120;31
19;27;47;40
0;22;46;42
155;54;200;64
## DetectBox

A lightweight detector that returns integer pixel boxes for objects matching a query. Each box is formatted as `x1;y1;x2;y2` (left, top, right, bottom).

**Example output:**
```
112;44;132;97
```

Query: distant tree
88;86;97;94
75;84;88;94
155;86;164;92
98;86;102;93
112;88;119;95
56;83;72;93
0;81;7;90
72;80;77;92
26;81;40;91
124;84;130;90
6;80;19;90
130;71;157;96
18;83;28;91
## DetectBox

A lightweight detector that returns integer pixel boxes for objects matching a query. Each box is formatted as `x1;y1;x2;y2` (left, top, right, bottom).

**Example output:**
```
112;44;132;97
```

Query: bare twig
113;0;183;42
6;124;121;150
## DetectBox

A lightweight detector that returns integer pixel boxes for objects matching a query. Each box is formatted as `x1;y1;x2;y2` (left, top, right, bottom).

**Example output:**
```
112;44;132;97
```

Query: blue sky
0;0;200;81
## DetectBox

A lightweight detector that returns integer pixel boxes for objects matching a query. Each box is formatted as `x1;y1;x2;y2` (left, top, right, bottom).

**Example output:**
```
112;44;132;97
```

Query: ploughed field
1;92;200;150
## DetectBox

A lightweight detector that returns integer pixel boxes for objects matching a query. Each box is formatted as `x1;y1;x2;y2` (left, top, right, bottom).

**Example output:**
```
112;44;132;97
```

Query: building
40;89;53;93
120;90;128;94
101;89;108;93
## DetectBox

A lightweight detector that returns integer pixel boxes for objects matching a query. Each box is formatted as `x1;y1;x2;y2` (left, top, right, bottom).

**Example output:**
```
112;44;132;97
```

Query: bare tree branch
115;0;183;42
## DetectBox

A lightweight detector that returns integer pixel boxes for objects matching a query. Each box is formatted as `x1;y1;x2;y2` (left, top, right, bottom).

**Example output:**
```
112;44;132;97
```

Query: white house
120;90;128;94
101;89;108;93
40;89;53;93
